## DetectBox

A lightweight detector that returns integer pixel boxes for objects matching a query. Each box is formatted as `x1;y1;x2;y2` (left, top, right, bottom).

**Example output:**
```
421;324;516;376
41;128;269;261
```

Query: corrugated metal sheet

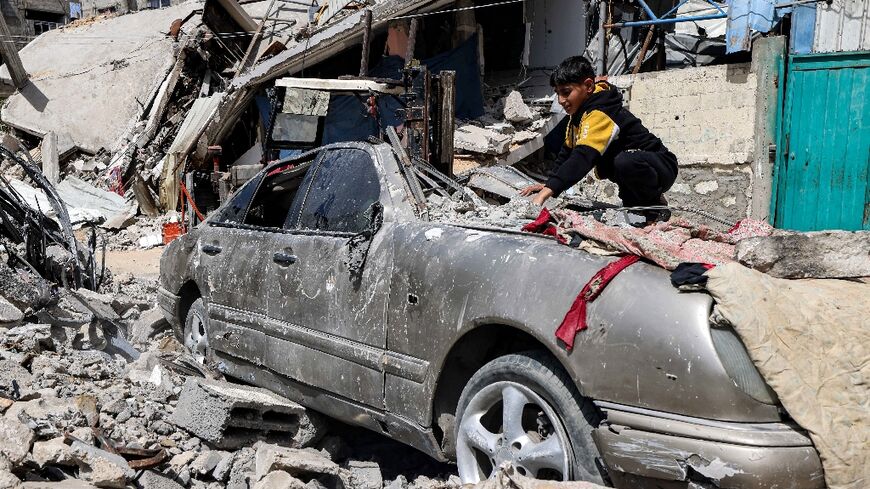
813;0;870;53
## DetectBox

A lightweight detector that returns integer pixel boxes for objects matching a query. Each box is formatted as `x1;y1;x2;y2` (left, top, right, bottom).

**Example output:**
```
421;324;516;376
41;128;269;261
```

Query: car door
205;153;320;366
261;146;394;408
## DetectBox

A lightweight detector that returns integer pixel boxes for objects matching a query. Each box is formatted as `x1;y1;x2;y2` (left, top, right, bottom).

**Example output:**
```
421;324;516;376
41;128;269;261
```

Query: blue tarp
322;33;485;144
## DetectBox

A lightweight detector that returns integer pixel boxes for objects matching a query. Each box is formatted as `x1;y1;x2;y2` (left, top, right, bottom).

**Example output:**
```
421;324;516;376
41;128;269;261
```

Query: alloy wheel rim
456;381;571;484
183;313;209;364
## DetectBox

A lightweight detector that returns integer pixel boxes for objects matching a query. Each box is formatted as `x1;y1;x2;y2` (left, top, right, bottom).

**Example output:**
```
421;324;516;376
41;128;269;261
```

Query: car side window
290;149;381;234
213;173;264;225
242;157;317;229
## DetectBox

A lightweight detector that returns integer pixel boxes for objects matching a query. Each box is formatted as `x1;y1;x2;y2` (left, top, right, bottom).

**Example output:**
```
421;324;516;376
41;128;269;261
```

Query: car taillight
710;326;779;405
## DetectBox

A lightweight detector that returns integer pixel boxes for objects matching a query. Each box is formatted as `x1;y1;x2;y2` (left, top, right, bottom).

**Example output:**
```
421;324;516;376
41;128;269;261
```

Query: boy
520;56;677;221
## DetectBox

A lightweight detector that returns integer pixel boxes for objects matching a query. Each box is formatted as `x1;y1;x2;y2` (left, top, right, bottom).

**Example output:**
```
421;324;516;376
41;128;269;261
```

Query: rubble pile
0;261;467;489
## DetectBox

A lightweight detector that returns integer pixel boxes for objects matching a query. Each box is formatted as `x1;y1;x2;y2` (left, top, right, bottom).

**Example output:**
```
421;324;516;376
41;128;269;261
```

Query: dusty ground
103;247;164;279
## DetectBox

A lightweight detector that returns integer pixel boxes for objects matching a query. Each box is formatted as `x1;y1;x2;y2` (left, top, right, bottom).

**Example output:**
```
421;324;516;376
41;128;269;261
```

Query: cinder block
170;378;307;449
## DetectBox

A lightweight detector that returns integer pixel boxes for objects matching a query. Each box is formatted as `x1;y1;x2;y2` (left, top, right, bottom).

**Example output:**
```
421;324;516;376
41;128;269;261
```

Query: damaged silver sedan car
159;141;823;488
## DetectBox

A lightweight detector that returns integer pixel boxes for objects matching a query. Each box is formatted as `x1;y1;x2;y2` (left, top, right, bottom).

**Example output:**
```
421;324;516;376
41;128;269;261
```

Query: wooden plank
274;77;404;94
0;14;27;88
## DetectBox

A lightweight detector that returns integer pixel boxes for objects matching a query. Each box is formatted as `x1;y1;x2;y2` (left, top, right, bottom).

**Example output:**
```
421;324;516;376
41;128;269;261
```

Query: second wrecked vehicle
158;140;823;489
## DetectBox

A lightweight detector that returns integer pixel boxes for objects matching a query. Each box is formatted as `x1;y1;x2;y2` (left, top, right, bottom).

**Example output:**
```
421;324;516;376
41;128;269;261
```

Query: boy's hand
531;187;554;206
519;183;545;196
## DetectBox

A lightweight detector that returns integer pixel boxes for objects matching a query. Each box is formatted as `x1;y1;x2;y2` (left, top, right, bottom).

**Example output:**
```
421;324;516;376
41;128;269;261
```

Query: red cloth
555;255;640;350
521;208;567;244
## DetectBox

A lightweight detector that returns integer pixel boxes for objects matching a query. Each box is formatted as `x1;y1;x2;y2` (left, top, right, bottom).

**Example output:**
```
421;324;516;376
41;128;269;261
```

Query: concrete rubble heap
0;258;473;488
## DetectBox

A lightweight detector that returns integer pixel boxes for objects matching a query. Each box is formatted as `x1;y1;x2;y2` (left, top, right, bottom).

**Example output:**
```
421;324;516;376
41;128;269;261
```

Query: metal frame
605;0;727;28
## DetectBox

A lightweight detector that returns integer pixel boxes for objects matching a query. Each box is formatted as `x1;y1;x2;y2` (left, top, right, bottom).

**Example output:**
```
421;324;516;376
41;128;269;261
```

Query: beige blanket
706;263;870;489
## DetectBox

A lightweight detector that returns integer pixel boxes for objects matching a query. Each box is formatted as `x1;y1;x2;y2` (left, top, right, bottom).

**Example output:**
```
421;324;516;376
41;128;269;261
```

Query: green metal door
773;51;870;231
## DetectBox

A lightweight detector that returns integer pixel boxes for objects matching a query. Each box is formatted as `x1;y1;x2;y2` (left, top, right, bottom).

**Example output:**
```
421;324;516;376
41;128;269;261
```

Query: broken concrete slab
342;460;383;489
0;416;35;465
454;125;511;155
70;441;135;488
129;307;170;347
0;296;23;327
33;436;76;467
254;445;339;481
0;263;55;314
254;470;306;489
0;359;37;401
502;91;533;123
54;177;131;226
170;377;307;449
736;231;870;279
137;471;185;489
0;4;203;155
40;132;60;185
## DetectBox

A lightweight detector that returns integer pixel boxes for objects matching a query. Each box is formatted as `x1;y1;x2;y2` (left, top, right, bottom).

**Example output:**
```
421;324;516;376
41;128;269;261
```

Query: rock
485;123;515;135
0;417;35;466
130;308;170;347
0;263;55;313
0;359;37;401
37;292;93;328
33;436;76;467
138;471;185;489
1;323;53;352
0;296;23;327
294;410;328;448
254;471;306;489
73;323;107;351
73;289;120;321
227;447;256;489
21;482;99;489
736;231;870;279
385;475;408;489
168;451;197;470
139;235;162;249
0;455;20;488
511;130;538;145
191;450;230;476
71;441;135;488
212;450;235;482
170;378;306;450
0;398;12;414
74;394;100;427
454;126;511;155
502;91;534;123
342;461;382;489
255;445;339;482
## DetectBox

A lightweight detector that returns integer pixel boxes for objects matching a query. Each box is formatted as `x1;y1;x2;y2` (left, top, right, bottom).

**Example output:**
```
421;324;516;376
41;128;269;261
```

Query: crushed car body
158;139;824;489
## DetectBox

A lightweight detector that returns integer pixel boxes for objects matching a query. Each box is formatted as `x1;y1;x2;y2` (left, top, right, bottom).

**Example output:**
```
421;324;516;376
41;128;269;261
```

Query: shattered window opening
293;148;381;234
244;160;316;229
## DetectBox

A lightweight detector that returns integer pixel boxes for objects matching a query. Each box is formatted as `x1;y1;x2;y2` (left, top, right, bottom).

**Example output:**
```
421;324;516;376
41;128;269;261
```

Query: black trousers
607;150;678;207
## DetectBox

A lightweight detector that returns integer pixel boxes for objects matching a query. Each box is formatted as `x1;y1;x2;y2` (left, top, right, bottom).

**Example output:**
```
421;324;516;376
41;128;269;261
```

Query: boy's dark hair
550;56;596;87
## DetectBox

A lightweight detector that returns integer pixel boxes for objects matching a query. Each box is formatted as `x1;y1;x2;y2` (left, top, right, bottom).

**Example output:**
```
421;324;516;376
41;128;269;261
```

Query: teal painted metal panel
774;51;870;231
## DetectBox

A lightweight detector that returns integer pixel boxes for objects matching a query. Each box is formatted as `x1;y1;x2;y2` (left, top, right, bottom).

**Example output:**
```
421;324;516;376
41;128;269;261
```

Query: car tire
454;351;604;485
182;297;212;364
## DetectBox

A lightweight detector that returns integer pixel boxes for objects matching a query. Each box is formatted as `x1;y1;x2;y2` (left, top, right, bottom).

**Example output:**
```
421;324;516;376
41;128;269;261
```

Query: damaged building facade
0;0;867;236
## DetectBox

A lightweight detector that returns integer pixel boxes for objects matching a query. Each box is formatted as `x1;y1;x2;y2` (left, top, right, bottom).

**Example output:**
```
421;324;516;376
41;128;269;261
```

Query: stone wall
608;62;760;225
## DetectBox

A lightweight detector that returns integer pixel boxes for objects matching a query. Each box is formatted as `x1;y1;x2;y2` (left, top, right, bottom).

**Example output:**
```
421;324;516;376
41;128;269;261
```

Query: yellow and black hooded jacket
545;81;676;196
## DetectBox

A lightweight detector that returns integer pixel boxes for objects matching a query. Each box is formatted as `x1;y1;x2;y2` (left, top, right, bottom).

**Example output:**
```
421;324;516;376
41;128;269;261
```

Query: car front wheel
183;297;211;364
454;351;604;484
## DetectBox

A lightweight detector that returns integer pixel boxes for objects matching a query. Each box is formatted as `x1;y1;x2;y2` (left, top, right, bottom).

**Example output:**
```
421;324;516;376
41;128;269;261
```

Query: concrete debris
254;470;307;489
454;125;512;155
343;460;384;489
32;436;77;467
0;416;35;465
0;295;24;327
170;377;307;449
70;440;136;488
254;445;340;481
54;176;132;226
736;231;870;279
138;471;186;489
502;91;534;123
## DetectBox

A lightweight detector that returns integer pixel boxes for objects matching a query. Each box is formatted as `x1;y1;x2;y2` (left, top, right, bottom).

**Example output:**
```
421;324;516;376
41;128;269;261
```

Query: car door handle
273;252;297;265
201;244;222;255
